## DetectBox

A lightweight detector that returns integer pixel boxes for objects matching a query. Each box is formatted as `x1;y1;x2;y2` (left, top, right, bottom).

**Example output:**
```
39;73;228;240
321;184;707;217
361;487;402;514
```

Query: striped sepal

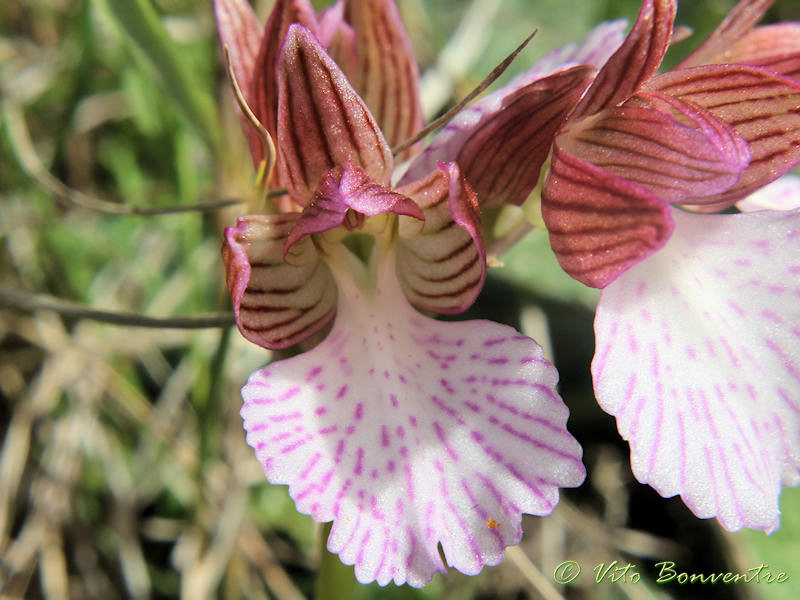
573;0;675;120
395;162;486;314
455;66;595;209
648;64;800;203
223;214;338;350
250;0;317;162
286;166;423;250
541;144;674;289
277;24;394;205
340;0;424;154
561;92;750;205
694;23;800;82
678;0;774;68
214;0;264;166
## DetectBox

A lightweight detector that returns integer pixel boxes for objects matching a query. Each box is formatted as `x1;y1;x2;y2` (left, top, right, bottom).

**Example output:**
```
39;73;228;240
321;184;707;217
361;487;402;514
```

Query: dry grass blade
391;28;537;156
506;546;564;600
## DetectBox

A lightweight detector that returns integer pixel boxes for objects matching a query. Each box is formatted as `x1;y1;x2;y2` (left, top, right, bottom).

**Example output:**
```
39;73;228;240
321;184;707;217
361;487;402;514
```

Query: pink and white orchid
214;1;596;586
539;0;800;533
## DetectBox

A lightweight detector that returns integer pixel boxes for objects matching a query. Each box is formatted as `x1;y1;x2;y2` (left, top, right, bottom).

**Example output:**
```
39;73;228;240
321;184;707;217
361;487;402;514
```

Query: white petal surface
593;207;800;532
737;174;800;212
241;254;584;586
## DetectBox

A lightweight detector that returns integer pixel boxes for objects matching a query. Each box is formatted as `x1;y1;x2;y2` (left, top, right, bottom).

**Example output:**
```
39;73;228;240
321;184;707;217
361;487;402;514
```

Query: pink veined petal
572;0;676;120
395;162;486;314
277;25;394;205
285;165;424;251
688;23;800;82
250;0;318;169
647;64;800;205
592;207;800;532
560;92;750;205
453;66;595;209
678;0;775;68
737;174;800;212
340;0;424;153
317;2;360;80
240;255;584;586
223;214;338;350
214;0;264;166
398;67;595;209
399;19;628;189
541;144;675;289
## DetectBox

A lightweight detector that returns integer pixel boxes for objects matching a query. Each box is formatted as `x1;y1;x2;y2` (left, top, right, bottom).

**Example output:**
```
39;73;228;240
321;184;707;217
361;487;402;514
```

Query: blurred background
2;0;800;598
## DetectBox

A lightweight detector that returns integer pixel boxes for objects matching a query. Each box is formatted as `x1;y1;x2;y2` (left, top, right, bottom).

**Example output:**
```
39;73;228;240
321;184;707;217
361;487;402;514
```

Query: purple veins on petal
239;258;584;586
592;207;800;532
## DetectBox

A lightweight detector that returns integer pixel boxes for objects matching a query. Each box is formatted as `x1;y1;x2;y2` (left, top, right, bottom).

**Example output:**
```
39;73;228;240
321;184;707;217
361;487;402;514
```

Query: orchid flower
399;19;629;210
538;0;800;532
215;0;423;175
215;0;591;585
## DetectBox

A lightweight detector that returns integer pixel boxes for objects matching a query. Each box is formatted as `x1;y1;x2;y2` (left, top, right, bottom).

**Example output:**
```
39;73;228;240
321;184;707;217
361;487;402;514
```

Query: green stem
198;326;233;471
315;523;360;600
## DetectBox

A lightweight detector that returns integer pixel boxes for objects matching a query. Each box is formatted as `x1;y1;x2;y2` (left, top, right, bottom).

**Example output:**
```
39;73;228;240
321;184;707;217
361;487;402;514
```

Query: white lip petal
241;257;584;586
737;175;800;213
593;207;800;532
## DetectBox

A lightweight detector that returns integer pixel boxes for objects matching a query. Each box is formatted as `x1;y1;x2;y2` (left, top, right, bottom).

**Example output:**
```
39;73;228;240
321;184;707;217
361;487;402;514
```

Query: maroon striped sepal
249;0;318;171
336;0;424;153
572;0;675;121
542;144;674;289
213;0;264;166
277;24;394;206
646;64;800;205
223;214;338;350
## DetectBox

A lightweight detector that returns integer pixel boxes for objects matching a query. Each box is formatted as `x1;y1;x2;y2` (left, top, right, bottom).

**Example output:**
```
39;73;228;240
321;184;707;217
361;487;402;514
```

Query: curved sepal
573;0;676;120
541;144;674;289
399;18;629;199
250;0;318;167
317;2;359;79
286;166;424;250
277;25;394;205
339;0;424;151
223;214;338;350
648;64;800;204
685;19;800;83
214;0;264;165
240;260;584;586
561;92;750;205
593;207;800;532
678;0;775;68
396;162;486;314
453;66;595;210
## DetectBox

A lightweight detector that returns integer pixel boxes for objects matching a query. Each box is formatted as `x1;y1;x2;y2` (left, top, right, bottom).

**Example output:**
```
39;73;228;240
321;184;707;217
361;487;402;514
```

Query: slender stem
198;326;232;472
390;28;538;156
0;285;234;329
315;523;359;600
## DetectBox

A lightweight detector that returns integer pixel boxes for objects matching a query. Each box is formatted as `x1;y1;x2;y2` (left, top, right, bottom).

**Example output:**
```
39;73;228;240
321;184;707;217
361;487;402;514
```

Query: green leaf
495;228;600;309
94;0;221;151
